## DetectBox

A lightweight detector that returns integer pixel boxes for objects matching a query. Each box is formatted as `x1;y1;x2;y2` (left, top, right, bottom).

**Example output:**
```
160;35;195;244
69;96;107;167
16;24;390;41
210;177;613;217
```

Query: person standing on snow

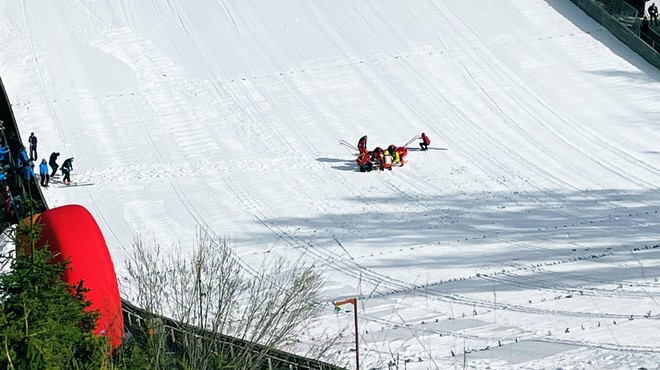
61;157;74;185
39;159;49;187
28;132;38;161
49;152;60;177
419;133;431;151
357;135;368;152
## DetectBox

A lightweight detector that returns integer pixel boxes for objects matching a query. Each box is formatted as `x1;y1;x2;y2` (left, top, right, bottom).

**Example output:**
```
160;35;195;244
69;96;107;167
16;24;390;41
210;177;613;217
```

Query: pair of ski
54;182;95;188
49;176;94;187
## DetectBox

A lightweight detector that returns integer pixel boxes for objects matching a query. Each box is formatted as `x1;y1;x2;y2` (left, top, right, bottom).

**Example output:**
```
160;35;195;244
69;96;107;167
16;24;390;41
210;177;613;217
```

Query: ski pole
339;140;359;151
402;135;420;148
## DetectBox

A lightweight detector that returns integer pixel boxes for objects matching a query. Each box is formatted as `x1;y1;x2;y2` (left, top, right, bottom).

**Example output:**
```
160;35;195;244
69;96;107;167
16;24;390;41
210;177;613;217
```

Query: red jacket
357;136;368;151
356;151;371;166
421;134;431;145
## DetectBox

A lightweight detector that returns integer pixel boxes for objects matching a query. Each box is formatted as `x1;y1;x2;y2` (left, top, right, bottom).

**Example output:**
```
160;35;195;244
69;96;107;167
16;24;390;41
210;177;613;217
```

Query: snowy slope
2;0;660;368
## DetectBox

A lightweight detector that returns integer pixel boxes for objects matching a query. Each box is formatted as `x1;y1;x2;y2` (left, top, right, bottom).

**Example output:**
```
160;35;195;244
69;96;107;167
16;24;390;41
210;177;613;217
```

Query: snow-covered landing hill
1;0;660;368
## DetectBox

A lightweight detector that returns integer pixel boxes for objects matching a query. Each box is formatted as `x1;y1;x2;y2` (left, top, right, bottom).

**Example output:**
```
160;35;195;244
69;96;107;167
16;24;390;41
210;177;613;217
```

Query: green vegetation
0;200;334;369
0;224;109;369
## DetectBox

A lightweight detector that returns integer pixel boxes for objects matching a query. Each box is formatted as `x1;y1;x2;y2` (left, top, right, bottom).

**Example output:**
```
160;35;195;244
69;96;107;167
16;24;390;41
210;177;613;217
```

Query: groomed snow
2;0;660;368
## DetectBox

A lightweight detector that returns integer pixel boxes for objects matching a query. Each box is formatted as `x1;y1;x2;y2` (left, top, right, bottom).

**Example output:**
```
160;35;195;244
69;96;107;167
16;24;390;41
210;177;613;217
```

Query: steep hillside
1;0;659;368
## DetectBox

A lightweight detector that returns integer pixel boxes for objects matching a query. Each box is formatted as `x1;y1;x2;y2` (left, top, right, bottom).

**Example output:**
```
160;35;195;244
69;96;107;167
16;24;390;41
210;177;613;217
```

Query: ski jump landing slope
2;0;660;368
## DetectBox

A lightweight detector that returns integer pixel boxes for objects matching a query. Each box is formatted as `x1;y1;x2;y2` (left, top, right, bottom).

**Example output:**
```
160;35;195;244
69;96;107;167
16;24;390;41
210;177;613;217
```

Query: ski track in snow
3;0;660;368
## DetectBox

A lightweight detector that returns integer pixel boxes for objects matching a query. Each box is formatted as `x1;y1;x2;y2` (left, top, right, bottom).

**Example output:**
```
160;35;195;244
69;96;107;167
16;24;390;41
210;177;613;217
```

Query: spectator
61;157;74;185
2;185;15;220
28;132;37;161
39;159;49;187
16;146;29;168
641;15;650;43
21;161;35;181
649;3;659;27
0;146;9;164
49;152;60;177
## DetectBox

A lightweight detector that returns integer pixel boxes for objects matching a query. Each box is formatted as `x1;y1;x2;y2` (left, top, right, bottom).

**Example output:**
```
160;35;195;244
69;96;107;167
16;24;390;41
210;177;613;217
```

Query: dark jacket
641;17;650;38
62;158;74;173
370;147;383;161
49;152;60;166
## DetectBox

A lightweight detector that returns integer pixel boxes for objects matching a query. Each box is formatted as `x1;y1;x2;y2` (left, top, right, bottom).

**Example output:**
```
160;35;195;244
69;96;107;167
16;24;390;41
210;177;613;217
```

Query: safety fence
639;23;660;52
570;0;660;67
594;0;638;19
122;300;344;370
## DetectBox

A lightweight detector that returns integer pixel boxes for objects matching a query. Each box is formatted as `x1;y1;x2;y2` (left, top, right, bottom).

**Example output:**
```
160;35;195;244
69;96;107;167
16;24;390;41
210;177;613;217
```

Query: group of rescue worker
355;133;430;172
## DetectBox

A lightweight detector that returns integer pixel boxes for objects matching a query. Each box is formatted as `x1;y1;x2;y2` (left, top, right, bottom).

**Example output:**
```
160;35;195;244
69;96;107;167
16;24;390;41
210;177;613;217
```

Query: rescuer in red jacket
356;149;373;172
357;135;368;152
396;146;408;166
419;133;431;151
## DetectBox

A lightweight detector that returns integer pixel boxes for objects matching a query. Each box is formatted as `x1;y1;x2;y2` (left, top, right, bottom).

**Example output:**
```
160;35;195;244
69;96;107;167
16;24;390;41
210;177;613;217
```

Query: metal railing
590;0;660;51
571;0;660;68
122;300;345;370
592;0;640;24
640;24;660;52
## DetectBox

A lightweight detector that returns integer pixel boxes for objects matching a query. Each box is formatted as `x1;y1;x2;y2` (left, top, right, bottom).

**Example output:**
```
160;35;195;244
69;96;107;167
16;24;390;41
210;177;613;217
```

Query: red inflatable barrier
23;205;123;349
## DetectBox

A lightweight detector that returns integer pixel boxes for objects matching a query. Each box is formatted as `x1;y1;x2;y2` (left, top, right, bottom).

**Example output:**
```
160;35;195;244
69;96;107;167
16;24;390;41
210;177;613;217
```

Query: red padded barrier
32;204;123;349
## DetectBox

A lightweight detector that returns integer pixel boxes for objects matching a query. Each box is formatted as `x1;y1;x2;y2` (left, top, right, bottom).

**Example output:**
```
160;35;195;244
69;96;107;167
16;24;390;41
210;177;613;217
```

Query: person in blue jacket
16;146;29;168
0;146;9;163
21;161;35;181
39;159;49;187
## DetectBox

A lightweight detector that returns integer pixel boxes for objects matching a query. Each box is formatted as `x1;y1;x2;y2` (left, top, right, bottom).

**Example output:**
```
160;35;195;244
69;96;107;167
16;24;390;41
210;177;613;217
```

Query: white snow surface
2;0;660;368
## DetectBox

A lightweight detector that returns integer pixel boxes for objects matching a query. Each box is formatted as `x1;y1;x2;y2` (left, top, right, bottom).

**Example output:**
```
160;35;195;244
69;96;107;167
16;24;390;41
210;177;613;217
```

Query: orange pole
352;298;359;370
334;298;359;370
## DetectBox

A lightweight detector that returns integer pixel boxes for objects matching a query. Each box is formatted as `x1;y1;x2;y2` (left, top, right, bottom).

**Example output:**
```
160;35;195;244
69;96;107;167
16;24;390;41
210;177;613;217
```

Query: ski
54;182;95;188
